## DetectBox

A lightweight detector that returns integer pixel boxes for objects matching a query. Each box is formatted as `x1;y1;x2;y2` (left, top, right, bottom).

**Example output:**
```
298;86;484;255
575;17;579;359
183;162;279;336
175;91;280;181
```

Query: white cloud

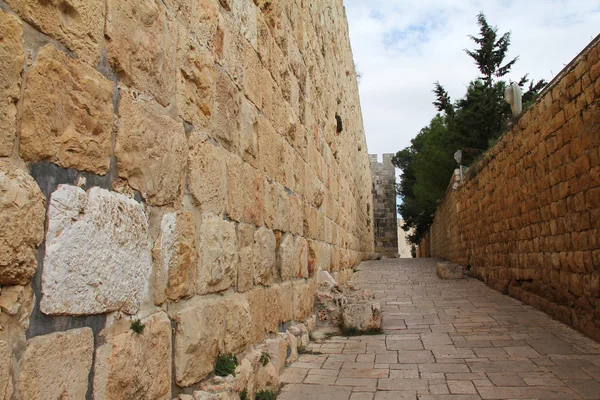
345;0;600;156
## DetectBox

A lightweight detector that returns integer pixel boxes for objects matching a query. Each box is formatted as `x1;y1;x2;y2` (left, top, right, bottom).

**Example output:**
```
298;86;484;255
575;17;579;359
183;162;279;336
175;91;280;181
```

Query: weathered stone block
278;234;308;280
163;0;218;46
224;294;251;353
293;280;313;322
289;194;304;236
217;13;244;87
94;312;172;400
0;161;45;285
342;301;382;331
0;11;23;157
243;163;264;226
280;281;294;323
264;285;282;332
257;116;282;181
436;262;464;280
237;223;255;293
196;213;237;295
0;341;12;399
19;328;93;399
265;334;289;374
177;29;214;128
188;139;227;215
4;0;104;64
244;44;265;109
153;211;197;305
247;287;266;344
106;0;177;106
174;301;225;387
116;88;187;206
41;185;152;315
226;155;244;222
20;45;113;174
263;180;289;231
240;98;259;167
253;227;276;285
211;66;241;152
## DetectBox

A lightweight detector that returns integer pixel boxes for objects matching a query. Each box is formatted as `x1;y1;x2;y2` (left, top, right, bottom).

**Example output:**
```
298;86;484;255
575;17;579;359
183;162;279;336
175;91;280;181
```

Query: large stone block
257;116;282;181
188;140;227;215
280;281;294;323
224;294;251;353
163;0;218;47
237;223;255;293
253;227;276;286
0;11;23;157
278;234;308;281
0;341;12;399
20;45;113;174
174;301;225;386
19;328;93;399
243;163;264;226
41;185;152;315
247;287;266;344
217;13;244;87
0;162;45;286
289;194;304;236
94;312;172;400
116;88;187;206
240;98;259;167
293;280;314;322
176;29;214;129
342;301;382;331
244;44;266;109
196;213;238;295
264;285;282;332
211;67;241;152
226;155;244;222
153;211;197;304
4;0;104;64
263;180;288;232
106;0;177;106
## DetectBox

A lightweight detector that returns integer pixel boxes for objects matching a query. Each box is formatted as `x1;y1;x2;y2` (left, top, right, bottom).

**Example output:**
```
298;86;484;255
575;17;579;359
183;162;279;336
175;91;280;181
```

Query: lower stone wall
422;35;600;341
0;0;373;398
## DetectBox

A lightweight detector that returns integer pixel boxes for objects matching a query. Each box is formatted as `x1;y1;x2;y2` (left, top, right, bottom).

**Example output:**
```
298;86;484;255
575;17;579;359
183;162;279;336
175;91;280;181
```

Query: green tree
394;12;547;244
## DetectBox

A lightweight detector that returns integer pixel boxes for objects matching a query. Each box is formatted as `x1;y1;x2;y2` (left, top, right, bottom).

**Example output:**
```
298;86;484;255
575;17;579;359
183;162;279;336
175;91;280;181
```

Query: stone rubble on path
280;258;600;400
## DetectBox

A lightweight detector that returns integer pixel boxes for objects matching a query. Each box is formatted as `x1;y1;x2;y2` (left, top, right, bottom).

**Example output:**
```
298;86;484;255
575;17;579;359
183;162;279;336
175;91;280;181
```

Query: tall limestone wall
0;0;374;398
369;154;398;256
423;35;600;340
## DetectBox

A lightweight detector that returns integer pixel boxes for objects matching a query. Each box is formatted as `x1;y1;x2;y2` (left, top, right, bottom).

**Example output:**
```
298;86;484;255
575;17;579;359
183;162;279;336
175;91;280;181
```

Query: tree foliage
394;13;547;244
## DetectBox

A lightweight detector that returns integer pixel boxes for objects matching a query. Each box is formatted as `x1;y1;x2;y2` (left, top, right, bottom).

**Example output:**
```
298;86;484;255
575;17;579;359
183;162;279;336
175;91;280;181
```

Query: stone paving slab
280;259;600;399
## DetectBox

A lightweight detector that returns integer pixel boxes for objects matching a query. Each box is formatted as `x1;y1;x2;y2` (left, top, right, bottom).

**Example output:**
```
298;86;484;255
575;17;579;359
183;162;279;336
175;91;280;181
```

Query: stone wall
0;0;374;398
369;154;398;256
421;35;600;341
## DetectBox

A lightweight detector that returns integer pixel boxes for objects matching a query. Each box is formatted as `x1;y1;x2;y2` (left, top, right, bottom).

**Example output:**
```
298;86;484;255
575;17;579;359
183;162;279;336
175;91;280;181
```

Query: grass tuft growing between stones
214;353;239;377
240;388;248;400
255;390;277;400
341;325;383;337
259;352;271;366
130;319;145;334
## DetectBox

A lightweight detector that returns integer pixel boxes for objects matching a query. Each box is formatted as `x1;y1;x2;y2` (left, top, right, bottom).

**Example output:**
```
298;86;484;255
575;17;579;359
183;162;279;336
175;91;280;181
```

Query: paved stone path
279;258;600;400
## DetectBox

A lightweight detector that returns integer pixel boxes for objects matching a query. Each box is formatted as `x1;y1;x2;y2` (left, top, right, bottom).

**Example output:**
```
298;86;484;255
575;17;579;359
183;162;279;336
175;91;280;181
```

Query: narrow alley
280;259;600;400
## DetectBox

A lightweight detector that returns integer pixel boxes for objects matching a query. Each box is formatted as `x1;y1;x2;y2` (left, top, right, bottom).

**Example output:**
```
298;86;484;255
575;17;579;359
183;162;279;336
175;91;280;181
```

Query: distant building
397;219;414;258
369;154;398;257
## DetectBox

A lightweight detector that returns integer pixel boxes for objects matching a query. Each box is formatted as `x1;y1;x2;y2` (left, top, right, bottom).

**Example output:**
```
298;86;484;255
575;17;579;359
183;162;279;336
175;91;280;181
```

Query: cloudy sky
344;0;600;158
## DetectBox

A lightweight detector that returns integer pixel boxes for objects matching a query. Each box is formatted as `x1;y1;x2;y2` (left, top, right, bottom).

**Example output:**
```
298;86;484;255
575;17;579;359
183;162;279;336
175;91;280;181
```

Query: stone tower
369;154;399;256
